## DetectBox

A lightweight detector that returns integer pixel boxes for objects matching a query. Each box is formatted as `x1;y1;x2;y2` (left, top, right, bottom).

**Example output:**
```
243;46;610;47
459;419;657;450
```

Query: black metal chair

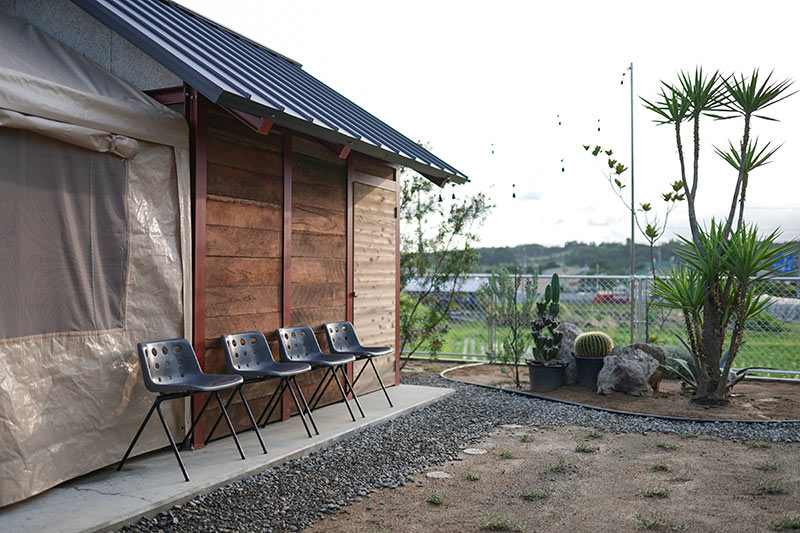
203;332;318;448
324;321;394;407
276;326;364;421
117;338;246;482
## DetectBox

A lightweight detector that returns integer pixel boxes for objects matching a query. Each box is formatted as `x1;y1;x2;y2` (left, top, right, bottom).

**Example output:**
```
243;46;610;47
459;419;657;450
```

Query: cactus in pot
531;273;563;362
574;331;614;358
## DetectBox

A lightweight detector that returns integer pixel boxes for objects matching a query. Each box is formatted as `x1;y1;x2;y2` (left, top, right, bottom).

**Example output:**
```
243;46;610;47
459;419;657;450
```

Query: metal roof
71;0;468;184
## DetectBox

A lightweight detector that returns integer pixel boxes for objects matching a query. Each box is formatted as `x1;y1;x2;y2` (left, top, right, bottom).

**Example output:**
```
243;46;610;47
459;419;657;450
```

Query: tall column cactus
531;274;563;361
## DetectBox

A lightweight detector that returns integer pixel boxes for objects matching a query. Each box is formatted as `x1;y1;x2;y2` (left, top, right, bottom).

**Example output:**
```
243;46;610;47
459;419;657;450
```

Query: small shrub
519;433;536;443
499;448;515;459
679;432;698;439
747;439;772;449
427;491;444;505
587;429;603;439
650;460;670;472
758;479;787;495
465;469;481;481
539;424;555;430
481;512;527;531
642;487;670;499
575;443;599;453
520;489;550;501
656;441;678;450
771;514;800;530
759;461;779;472
635;510;685;531
547;457;568;473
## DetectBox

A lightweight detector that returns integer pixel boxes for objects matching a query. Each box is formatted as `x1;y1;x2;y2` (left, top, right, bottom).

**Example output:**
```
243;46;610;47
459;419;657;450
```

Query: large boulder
628;343;666;392
597;346;660;397
556;322;582;385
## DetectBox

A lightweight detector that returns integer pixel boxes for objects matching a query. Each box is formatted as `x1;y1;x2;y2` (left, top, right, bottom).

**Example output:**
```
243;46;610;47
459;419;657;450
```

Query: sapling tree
645;68;796;403
399;168;491;368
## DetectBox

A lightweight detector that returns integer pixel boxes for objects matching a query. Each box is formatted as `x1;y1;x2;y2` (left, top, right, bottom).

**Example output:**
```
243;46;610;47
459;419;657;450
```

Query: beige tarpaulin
0;14;191;507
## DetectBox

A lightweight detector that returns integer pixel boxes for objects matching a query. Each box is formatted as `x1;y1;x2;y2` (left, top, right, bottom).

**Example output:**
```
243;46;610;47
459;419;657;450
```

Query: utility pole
628;62;635;344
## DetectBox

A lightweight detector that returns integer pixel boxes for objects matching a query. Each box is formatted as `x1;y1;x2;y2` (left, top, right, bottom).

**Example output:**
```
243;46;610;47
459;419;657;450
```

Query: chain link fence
404;274;800;377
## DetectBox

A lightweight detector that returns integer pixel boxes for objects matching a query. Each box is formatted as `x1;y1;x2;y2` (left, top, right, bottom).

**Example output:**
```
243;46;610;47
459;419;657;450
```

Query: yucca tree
644;68;796;403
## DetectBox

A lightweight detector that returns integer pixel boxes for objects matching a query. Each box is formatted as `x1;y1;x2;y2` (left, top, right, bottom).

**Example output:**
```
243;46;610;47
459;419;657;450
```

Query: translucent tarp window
0;127;128;339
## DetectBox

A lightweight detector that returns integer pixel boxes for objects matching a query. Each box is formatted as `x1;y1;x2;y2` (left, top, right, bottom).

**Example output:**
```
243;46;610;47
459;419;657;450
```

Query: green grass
759;461;779;471
547;457;569;473
642;487;670;499
481;512;527;531
575;443;599;453
679;432;698;439
771;514;800;530
520;489;550;501
650;460;670;472
747;439;772;449
758;479;787;495
464;469;481;481
499;448;514;459
427;491;444;505
635;510;686;531
587;429;603;439
656;441;678;451
519;433;535;443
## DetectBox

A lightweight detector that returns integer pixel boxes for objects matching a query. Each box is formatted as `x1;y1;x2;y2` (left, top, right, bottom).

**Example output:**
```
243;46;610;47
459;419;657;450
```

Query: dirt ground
314;424;800;532
447;363;800;421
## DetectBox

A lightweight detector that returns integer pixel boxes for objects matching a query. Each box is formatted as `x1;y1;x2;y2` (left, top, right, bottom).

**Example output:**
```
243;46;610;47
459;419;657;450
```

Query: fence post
487;290;496;361
633;277;649;343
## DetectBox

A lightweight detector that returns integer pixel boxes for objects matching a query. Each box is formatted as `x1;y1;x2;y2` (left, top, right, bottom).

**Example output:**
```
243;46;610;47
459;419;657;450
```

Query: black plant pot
575;356;606;391
527;361;566;393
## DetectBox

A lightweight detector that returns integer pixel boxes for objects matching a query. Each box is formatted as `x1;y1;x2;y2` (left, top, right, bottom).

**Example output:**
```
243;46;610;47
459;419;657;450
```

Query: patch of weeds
656;441;678;451
499;448;514;459
519;433;535;443
650;460;670;472
520;489;550;501
679;432;698;439
758;461;779;472
641;487;671;499
758;479;787;495
586;428;603;439
771;514;800;530
634;510;685;530
359;528;388;533
747;439;772;449
464;469;481;481
575;443;599;453
539;424;555;430
426;490;444;505
547;457;568;473
481;511;527;531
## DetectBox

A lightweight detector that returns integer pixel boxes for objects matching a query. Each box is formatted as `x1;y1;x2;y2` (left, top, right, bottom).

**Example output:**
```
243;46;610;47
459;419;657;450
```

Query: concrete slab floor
0;384;453;533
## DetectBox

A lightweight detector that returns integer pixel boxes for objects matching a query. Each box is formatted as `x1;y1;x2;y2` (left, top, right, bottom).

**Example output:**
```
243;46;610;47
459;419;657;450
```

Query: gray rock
556;322;582;385
597;347;660;397
627;343;666;392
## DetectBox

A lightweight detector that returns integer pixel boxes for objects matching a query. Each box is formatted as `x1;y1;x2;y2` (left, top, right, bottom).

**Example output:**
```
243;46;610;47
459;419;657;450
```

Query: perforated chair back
277;326;323;362
137;338;202;393
220;331;276;373
324;321;362;353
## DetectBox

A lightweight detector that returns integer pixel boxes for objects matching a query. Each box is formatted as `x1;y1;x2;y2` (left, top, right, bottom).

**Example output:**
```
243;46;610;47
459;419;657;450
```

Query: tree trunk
695;292;728;404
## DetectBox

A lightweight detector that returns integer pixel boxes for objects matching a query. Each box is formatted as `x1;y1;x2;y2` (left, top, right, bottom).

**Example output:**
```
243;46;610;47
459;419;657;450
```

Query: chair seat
154;373;243;394
352;346;392;358
307;353;355;367
237;361;312;378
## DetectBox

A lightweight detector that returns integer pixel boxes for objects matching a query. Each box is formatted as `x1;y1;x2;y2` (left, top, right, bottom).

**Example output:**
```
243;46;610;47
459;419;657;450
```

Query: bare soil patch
318;424;800;532
447;363;800;421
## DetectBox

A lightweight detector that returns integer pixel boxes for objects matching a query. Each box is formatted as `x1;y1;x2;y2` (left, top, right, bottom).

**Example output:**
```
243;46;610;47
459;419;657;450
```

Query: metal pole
629;62;635;344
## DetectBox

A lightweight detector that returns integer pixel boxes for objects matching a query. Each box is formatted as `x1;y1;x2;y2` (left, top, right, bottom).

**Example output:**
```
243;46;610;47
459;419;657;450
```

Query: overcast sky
178;0;800;247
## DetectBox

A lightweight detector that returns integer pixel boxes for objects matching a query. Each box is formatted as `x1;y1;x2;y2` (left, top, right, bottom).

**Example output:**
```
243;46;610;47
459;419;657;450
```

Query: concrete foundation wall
0;0;181;90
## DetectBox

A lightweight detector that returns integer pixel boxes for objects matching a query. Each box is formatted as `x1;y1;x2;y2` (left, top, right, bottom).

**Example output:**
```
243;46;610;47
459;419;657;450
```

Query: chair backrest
324;321;362;353
276;326;322;362
137;338;202;393
220;331;276;372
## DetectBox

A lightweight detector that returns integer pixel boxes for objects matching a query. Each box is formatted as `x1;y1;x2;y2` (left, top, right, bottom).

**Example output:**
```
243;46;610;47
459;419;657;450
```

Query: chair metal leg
308;368;336;411
285;377;313;438
330;367;356;421
257;379;287;428
351;359;370;387
339;366;365;418
117;398;159;473
291;376;319;436
156;401;190;482
368;357;393;408
204;386;239;445
214;391;246;460
179;391;216;451
237;385;268;454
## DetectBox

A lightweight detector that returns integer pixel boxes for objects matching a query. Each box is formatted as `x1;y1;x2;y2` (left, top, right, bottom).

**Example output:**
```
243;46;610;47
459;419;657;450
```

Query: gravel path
121;374;800;532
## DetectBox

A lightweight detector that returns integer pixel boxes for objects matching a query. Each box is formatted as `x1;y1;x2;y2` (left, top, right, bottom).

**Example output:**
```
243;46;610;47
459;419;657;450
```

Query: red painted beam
220;106;274;136
146;86;185;106
394;168;401;386
187;86;209;447
346;155;355;389
281;133;293;421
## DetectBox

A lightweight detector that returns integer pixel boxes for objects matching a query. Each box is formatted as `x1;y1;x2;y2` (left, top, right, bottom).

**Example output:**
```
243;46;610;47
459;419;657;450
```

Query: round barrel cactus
574;331;614;358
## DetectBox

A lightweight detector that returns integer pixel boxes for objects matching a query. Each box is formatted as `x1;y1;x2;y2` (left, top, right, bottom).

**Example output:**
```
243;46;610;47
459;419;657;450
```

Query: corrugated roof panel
71;0;468;183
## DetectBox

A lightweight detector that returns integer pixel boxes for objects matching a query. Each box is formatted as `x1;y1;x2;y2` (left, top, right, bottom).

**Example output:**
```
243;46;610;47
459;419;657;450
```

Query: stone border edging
440;363;800;425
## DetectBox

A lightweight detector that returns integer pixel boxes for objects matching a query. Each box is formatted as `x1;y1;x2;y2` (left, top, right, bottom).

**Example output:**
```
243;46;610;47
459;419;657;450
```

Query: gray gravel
120;373;800;533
